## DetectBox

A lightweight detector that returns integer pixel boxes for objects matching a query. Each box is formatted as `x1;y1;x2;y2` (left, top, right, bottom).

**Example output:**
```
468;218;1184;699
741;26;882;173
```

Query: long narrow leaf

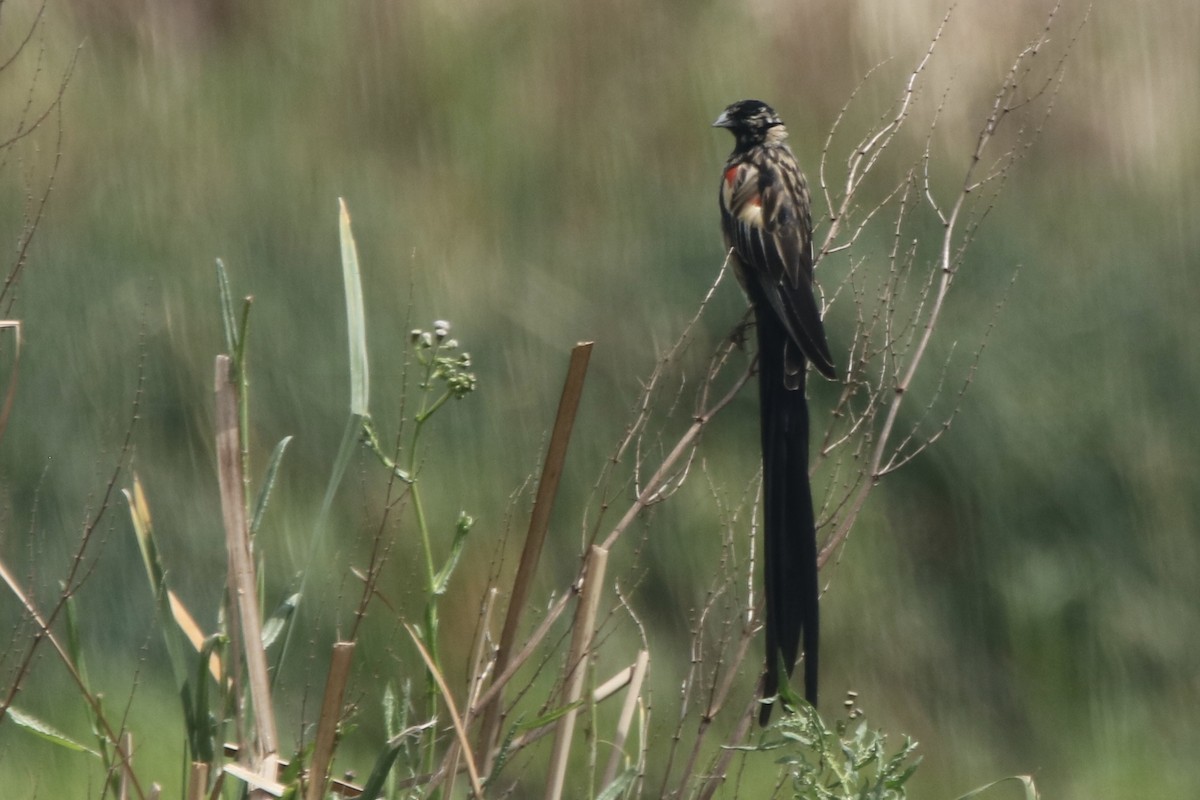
260;593;300;650
512;700;586;733
215;259;237;356
956;775;1039;800
64;592;109;762
595;769;637;800
338;198;370;417
277;201;371;690
276;412;363;682
63;591;89;690
357;740;404;800
7;707;98;756
353;715;434;800
124;476;191;693
188;634;225;764
250;435;293;537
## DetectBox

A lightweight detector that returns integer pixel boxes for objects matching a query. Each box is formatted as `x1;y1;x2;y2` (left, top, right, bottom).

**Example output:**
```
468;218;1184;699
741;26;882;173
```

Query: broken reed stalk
186;762;209;800
481;342;593;768
600;649;649;790
469;591;573;718
305;642;356;800
433;659;650;782
222;764;285;797
119;731;133;800
215;355;279;787
0;319;20;446
544;544;609;800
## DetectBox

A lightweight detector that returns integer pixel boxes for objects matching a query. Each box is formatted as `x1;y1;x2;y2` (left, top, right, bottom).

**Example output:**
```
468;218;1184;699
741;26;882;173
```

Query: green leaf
261;593;300;649
955;775;1039;800
772;653;805;718
276;412;365;680
382;683;398;740
62;590;89;690
279;740;314;784
123;477;191;694
357;737;405;800
216;258;237;355
512;698;585;733
432;511;475;595
338;198;370;417
596;768;637;800
8;707;98;756
250;435;293;537
186;634;224;763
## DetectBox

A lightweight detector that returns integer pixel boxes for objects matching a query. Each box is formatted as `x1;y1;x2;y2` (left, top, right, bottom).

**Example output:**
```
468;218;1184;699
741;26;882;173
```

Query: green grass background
0;0;1197;796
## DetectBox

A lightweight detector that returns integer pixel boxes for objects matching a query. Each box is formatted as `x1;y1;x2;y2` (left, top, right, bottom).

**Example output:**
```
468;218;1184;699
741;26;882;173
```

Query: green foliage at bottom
747;703;920;800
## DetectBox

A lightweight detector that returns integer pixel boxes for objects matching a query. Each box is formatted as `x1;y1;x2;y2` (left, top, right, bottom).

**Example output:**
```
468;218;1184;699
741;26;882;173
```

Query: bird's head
713;99;786;149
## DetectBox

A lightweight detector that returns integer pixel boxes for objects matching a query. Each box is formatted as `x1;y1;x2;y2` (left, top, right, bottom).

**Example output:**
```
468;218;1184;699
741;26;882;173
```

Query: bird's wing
722;159;836;379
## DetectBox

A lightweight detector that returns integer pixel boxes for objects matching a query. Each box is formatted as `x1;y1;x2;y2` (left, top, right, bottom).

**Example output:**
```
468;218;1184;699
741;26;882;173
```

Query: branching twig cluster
0;1;77;315
499;5;1083;798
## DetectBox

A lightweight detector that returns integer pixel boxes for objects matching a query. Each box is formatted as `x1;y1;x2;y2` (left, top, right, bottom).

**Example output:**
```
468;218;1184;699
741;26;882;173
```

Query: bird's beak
712;110;732;129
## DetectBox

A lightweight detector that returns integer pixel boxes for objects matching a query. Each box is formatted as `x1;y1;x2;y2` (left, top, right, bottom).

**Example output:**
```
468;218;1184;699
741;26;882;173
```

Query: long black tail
757;308;820;726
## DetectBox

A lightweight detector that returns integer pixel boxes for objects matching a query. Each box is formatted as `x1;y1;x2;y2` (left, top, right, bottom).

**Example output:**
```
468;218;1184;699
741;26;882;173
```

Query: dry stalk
187;763;210;800
600;648;650;790
482;341;594;768
304;642;356;800
404;624;486;797
544;544;609;800
215;355;279;787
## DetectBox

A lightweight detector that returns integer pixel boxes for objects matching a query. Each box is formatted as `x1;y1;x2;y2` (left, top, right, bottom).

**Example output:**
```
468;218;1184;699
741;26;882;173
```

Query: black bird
713;99;836;724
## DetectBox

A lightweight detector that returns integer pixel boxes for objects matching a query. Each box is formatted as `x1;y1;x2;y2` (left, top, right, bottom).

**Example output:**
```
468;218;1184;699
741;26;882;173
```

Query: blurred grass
1;0;1197;796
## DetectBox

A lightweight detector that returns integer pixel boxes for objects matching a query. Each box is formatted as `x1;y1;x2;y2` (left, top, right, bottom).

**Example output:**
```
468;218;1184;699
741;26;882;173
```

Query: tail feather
757;311;820;726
